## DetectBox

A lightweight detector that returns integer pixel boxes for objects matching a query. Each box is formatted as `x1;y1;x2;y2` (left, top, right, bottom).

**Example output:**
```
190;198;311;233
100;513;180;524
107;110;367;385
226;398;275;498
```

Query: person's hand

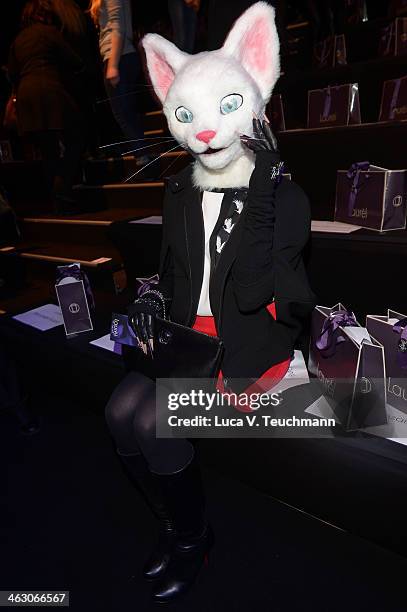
241;114;284;185
241;114;278;157
127;293;164;357
184;0;201;11
106;64;120;87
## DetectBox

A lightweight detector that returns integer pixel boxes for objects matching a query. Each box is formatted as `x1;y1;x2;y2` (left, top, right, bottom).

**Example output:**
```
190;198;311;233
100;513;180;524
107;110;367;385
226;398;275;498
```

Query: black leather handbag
154;316;224;384
122;317;224;392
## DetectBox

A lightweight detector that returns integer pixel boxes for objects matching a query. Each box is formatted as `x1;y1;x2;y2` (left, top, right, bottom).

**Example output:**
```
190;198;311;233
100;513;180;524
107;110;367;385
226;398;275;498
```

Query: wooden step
20;217;112;250
20;209;150;253
13;242;117;268
0;242;121;294
73;182;165;211
144;128;166;137
0;160;52;213
0;275;55;314
144;109;166;132
83;151;189;185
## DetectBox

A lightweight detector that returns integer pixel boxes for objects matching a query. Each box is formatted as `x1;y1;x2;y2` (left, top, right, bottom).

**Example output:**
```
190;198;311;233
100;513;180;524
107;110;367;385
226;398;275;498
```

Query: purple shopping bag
379;22;396;56
396;17;407;54
393;0;407;16
267;94;286;132
334;163;407;231
309;303;387;431
379;18;407;56
345;0;368;25
307;83;361;128
313;34;348;68
366;310;407;413
55;263;94;336
379;76;407;122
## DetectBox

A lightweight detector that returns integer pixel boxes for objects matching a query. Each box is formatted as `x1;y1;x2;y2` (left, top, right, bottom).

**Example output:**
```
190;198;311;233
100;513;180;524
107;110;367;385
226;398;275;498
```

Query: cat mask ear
222;1;280;103
142;34;189;103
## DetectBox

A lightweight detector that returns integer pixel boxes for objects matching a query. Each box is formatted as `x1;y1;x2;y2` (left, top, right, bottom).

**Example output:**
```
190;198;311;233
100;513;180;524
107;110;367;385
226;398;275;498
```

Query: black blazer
155;164;316;392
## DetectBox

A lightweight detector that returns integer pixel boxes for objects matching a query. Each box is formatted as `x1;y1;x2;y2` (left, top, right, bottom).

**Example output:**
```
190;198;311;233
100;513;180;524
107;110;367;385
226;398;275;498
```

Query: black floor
2;393;407;612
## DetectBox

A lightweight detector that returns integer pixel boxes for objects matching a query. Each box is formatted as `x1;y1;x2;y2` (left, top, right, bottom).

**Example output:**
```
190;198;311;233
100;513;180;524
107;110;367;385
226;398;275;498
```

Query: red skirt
192;303;291;413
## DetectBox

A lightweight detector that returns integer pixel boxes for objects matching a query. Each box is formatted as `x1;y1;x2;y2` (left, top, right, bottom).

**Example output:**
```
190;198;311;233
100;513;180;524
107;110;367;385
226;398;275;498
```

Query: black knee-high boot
118;451;176;580
151;453;214;604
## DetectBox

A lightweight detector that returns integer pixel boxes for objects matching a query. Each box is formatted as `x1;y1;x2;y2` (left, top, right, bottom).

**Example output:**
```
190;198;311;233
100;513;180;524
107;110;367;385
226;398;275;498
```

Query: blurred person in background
8;0;87;214
89;0;146;162
167;0;200;53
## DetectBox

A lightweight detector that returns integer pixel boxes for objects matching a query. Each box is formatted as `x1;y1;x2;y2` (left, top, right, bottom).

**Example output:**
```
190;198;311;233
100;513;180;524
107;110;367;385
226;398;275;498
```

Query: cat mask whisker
121;140;176;156
99;137;175;150
158;151;186;178
123;143;183;183
95;86;164;105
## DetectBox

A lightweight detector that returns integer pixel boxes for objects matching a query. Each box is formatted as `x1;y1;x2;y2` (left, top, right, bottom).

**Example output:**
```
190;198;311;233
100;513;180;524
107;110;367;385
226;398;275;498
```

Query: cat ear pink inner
151;50;175;100
222;2;280;102
241;18;269;73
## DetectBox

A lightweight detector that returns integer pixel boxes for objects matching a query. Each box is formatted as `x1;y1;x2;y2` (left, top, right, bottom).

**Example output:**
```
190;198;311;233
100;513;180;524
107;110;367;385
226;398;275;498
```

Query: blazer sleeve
232;180;316;347
153;183;174;303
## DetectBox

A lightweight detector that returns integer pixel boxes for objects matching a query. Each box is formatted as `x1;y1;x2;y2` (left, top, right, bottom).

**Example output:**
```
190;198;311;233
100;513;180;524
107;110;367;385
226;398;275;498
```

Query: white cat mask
142;1;280;190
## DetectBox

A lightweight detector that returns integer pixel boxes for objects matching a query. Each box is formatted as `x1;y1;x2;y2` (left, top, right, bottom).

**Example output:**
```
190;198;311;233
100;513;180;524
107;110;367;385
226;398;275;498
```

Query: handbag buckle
159;328;173;345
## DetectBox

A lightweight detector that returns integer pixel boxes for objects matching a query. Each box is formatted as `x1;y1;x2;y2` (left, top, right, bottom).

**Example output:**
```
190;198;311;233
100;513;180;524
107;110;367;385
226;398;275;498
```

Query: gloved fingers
262;120;277;151
240;134;259;152
128;312;141;343
253;118;270;150
139;313;154;358
141;313;152;356
252;117;264;142
146;314;155;356
242;113;278;154
128;313;137;334
241;126;266;151
133;313;145;352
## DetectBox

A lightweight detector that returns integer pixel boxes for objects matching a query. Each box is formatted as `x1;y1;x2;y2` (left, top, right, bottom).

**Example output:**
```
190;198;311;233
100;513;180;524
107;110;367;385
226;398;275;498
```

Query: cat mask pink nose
196;130;217;144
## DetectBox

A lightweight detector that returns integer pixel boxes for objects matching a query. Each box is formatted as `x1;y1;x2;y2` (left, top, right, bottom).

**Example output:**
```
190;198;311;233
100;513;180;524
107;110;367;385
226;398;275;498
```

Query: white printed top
196;191;224;316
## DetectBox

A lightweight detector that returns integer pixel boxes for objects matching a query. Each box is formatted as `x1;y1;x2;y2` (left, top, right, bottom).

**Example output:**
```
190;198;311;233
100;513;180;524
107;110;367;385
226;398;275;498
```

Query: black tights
105;371;194;475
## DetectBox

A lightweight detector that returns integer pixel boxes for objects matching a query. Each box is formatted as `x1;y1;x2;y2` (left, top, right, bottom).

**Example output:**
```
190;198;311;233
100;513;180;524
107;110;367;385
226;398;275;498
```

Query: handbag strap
135;274;170;320
142;289;169;321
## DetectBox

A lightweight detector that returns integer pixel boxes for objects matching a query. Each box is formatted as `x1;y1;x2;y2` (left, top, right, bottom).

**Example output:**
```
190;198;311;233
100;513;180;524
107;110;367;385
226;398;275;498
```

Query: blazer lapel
209;188;249;322
183;182;205;323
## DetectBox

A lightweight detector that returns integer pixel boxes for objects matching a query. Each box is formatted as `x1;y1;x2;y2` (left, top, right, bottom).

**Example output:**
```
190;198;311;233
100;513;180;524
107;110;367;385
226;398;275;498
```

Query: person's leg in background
168;0;187;50
105;370;212;602
54;127;85;207
183;1;198;54
104;52;145;160
30;130;62;210
168;0;198;53
31;129;85;213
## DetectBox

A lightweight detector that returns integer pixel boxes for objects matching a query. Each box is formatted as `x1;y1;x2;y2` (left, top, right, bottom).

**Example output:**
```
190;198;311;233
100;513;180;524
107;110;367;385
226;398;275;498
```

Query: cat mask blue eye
220;94;243;115
175;106;193;123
